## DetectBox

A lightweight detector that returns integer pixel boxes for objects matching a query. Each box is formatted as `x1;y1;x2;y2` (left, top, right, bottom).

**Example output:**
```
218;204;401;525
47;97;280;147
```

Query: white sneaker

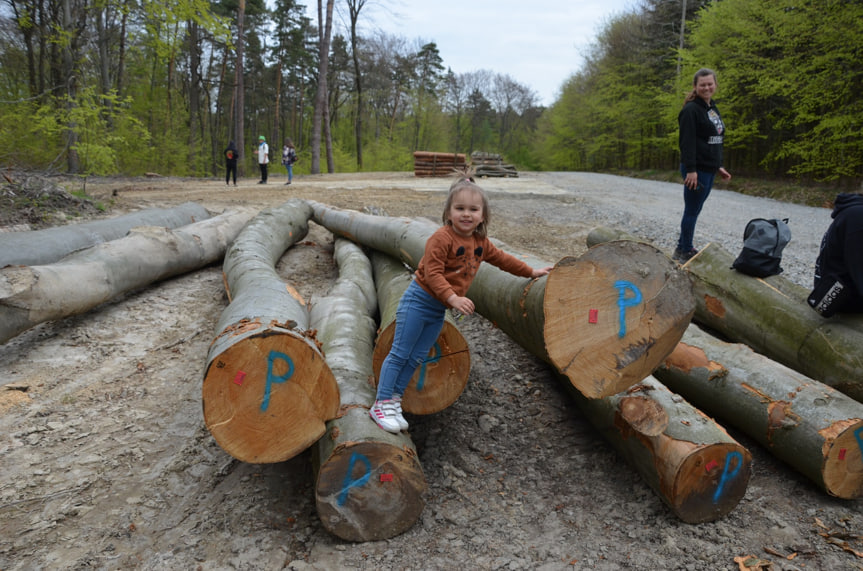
391;395;409;430
369;400;401;433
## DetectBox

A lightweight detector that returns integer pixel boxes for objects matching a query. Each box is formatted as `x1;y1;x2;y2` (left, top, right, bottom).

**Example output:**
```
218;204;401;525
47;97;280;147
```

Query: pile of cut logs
471;151;518;178
4;201;863;543
412;151;467;177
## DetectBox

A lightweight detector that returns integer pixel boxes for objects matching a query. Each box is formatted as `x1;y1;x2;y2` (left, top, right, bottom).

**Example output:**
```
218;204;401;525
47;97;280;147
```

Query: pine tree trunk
655;324;863;499
561;374;752;523
308;201;695;399
586;227;863;402
0;202;211;267
202;200;340;463
370;251;470;414
1;207;256;344
310;239;426;541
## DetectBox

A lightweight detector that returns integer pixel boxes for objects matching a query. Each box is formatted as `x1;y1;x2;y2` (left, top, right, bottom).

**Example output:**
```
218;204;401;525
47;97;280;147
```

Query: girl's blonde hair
442;171;490;238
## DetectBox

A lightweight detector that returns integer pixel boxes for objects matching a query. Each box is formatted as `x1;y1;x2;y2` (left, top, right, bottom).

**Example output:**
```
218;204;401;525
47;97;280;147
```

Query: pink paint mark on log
589;309;598;324
380;473;394;482
233;371;246;386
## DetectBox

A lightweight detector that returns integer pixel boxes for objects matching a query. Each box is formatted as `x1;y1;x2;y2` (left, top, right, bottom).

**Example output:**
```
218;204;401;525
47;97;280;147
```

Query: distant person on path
224;140;238;186
369;173;553;433
808;192;863;316
674;68;732;263
281;138;297;185
257;135;269;184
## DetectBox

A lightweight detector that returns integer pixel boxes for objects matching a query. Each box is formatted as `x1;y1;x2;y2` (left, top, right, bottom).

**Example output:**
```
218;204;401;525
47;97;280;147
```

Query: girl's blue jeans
285;164;293;182
376;280;446;401
677;165;715;251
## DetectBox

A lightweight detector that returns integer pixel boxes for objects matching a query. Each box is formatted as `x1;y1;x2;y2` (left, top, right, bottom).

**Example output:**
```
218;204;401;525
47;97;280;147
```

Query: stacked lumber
308;202;757;523
471;151;518;178
412;151;466;177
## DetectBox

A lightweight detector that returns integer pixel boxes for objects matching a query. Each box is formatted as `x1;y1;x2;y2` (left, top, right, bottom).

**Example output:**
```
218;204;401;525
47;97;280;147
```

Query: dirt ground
1;171;862;571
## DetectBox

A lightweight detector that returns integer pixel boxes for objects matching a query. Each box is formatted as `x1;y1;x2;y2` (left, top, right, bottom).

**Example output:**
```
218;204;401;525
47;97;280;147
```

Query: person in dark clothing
674;68;732;262
809;193;863;316
224;141;238;186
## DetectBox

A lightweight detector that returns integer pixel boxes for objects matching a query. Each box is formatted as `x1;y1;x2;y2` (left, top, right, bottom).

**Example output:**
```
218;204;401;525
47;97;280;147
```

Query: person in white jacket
257;135;269;184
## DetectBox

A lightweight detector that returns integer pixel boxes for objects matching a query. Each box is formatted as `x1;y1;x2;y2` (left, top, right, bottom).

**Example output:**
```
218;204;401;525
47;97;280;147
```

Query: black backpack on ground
731;218;791;278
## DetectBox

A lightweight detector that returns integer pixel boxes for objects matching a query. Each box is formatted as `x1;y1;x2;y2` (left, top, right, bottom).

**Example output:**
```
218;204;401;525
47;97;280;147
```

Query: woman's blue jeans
376;280;446;400
677;165;715;251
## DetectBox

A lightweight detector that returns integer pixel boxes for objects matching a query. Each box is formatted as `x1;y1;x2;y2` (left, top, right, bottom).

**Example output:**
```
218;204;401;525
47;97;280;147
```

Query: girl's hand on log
531;266;553;278
447;294;475;315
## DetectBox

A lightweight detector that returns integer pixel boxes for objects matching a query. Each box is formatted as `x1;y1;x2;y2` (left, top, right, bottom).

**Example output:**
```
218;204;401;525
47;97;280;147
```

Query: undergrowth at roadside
610;169;856;209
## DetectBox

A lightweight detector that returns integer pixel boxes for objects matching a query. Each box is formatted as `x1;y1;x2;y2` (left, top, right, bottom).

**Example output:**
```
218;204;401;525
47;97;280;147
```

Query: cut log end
202;328;340;463
672;443;752;524
823;420;863;499
544;241;695;398
316;439;427;541
372;321;470;414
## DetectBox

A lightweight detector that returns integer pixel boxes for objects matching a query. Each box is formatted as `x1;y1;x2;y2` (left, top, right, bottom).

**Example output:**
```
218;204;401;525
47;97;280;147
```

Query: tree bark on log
310;239;426;541
0;207;257;344
0;202;211;268
586;227;863;402
202;200;340;464
560;374;752;523
370;250;470;414
308;202;695;398
655;324;863;499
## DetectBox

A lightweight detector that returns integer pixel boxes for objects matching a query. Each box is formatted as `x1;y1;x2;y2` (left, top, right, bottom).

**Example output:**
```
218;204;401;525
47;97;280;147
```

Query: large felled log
308;202;694;398
370;251;470;414
310;239;426;541
0;202;211;268
587;227;863;402
0;207;257;344
561;374;752;523
655;324;863;499
202;200;340;463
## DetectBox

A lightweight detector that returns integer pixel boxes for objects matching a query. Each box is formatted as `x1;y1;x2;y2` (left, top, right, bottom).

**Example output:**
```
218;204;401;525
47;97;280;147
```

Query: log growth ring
372;320;470;415
544;241;695;398
315;439;427;542
202;328;339;463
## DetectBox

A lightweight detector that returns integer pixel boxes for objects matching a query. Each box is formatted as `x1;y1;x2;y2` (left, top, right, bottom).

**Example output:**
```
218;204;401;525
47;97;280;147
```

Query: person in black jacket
224;140;238;186
674;68;732;262
809;193;863;316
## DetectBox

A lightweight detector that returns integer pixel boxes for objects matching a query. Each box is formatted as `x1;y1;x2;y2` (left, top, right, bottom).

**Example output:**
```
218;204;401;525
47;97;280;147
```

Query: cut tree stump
310;238;426;541
560;374;752;523
308;202;695;398
202;200;340;463
370;250;470;414
655;323;863;499
586;226;863;402
0;202;211;268
0;207;257;344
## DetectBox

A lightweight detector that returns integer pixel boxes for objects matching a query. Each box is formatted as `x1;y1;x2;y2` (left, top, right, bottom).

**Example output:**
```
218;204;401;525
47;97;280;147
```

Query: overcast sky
303;0;635;106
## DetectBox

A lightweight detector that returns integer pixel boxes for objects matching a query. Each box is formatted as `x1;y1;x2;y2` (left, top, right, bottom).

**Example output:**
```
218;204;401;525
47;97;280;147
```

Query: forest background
1;0;861;197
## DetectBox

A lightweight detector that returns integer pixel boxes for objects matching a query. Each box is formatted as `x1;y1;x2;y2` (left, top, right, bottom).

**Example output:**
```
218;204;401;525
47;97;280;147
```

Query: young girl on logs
370;173;553;433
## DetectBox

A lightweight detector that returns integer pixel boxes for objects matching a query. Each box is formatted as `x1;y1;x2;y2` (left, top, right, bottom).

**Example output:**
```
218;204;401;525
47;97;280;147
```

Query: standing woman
674;68;732;262
256;135;269;184
281;138;297;185
224;140;238;186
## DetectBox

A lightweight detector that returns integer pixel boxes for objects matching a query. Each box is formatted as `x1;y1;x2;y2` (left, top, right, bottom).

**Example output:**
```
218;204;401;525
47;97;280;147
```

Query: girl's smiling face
447;188;485;237
695;74;717;103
